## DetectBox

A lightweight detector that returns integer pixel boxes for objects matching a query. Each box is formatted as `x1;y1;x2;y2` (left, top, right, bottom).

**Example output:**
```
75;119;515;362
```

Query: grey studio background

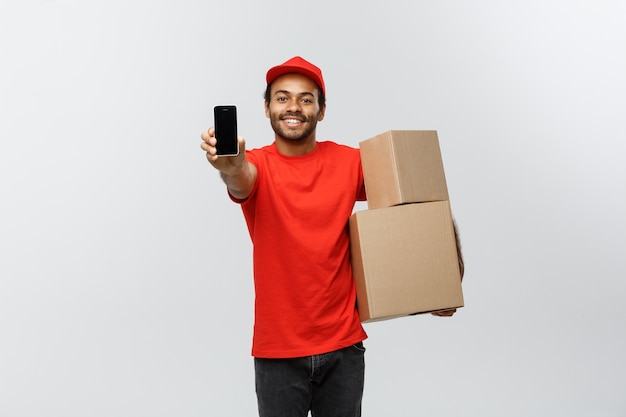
1;1;625;416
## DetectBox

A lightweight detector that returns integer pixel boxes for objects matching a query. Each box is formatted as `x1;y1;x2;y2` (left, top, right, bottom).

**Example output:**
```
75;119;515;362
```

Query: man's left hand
431;309;457;317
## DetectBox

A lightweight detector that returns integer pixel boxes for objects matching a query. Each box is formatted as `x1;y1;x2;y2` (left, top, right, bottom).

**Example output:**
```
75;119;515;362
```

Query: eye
301;98;313;104
276;96;287;102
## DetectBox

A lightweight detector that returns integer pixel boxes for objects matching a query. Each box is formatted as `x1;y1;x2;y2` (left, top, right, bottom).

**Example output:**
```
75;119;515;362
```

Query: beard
268;110;320;142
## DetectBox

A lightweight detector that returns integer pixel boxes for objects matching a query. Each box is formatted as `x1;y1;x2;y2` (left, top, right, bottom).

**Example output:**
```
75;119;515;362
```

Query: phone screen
214;105;239;156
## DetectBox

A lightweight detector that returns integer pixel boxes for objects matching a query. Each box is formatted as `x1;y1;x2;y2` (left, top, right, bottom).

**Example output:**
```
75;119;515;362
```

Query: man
201;56;461;416
201;56;367;417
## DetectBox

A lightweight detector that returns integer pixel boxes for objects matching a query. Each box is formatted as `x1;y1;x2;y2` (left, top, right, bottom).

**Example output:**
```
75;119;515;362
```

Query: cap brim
266;66;324;94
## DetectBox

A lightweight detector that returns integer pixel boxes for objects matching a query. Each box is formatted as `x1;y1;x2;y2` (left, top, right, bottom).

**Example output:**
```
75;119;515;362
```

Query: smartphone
214;105;239;156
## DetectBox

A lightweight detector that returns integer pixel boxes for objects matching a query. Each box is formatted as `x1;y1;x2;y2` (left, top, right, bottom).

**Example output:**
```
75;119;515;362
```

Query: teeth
285;119;300;124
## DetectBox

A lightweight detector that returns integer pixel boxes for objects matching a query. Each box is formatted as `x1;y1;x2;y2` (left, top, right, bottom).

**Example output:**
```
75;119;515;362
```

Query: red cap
266;56;326;96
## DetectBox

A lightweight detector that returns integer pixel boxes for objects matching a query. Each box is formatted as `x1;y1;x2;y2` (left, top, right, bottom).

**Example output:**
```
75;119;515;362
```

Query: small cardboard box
360;130;449;209
349;201;464;322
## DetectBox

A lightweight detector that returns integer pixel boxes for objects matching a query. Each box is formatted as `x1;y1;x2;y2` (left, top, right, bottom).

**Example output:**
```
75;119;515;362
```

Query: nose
286;99;302;113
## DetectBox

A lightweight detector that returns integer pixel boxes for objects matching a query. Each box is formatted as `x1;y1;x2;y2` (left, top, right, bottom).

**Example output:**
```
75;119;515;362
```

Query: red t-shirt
231;141;368;358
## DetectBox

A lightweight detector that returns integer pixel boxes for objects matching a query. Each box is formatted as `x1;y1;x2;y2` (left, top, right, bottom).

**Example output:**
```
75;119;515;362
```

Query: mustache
280;113;307;122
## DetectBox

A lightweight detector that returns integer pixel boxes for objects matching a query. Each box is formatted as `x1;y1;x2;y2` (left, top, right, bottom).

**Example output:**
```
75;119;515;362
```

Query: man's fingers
201;128;218;155
200;129;246;170
201;127;216;144
431;309;457;317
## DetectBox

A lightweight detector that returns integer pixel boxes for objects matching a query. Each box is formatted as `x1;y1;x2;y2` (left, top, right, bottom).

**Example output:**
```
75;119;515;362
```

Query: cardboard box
349;201;464;322
360;130;449;209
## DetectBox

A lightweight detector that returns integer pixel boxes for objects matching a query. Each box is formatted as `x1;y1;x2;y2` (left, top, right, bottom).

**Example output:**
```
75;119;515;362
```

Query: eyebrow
273;89;316;97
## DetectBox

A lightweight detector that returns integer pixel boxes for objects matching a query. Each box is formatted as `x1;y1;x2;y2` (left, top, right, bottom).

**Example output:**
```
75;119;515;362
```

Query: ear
317;103;326;122
264;101;270;119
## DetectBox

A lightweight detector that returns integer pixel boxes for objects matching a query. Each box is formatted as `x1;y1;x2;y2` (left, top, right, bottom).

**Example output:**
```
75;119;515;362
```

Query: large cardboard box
360;130;449;209
349;201;464;322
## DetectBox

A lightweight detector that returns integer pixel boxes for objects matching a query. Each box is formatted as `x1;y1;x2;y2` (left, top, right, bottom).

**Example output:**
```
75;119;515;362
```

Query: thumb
233;136;248;162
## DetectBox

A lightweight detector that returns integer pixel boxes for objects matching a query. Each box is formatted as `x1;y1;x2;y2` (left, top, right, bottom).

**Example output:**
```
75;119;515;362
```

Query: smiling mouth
281;117;306;127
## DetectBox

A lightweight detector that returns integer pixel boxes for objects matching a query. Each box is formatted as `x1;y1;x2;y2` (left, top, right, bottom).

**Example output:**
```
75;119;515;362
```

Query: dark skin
200;73;324;199
200;72;459;317
263;73;325;156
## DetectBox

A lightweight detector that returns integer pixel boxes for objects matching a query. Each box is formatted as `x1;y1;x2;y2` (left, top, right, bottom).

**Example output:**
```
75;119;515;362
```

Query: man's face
265;73;326;143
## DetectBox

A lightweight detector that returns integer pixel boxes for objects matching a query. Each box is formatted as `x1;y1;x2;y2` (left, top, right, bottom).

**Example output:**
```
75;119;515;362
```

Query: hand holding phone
214;105;239;156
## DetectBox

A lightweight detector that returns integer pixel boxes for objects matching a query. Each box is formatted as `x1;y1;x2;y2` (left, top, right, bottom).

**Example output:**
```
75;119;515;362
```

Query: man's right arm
201;127;258;200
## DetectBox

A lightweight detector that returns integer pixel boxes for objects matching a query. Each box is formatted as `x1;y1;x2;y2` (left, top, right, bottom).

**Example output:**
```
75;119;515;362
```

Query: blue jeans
254;342;366;417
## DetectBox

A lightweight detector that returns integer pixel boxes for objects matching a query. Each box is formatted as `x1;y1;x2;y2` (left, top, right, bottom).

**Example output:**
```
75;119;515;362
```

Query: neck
274;135;317;156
